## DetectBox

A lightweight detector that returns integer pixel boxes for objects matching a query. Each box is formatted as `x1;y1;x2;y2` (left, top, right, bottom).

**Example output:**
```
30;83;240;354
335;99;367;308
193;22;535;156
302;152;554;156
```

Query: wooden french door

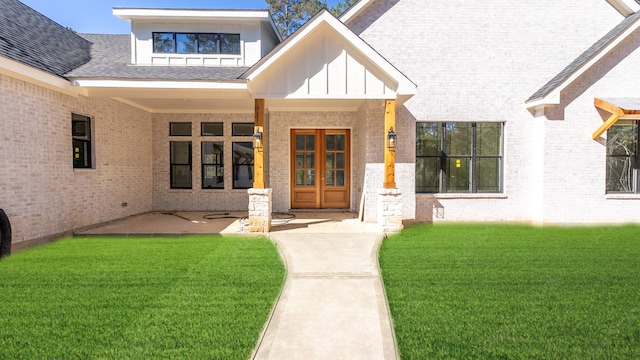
291;129;351;209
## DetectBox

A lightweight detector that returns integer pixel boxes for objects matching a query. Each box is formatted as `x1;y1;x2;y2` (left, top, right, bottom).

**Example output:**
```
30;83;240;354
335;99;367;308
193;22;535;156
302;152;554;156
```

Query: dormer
113;8;281;67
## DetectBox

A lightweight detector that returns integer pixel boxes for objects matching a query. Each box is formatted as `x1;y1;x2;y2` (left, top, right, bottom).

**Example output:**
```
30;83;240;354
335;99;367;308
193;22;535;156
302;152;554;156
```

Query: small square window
176;33;197;54
170;122;192;136
201;122;224;136
153;33;175;53
198;34;219;54
232;123;254;136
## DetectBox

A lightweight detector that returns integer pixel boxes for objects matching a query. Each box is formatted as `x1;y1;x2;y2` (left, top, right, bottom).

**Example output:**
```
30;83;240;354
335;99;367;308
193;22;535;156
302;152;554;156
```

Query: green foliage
267;0;327;38
0;236;285;359
329;0;357;17
380;224;640;359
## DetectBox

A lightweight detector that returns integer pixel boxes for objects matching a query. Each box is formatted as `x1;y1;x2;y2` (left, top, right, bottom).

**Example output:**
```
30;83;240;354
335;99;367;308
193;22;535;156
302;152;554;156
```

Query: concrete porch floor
75;211;381;235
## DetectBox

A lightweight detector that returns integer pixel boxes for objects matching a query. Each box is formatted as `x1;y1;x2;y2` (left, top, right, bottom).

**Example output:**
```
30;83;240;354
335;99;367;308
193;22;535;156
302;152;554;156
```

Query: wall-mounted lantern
252;130;263;149
387;127;397;149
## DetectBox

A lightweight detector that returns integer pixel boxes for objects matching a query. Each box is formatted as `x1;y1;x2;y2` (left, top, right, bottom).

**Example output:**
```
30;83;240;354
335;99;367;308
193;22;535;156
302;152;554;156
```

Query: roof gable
242;9;415;101
527;10;640;108
0;0;91;77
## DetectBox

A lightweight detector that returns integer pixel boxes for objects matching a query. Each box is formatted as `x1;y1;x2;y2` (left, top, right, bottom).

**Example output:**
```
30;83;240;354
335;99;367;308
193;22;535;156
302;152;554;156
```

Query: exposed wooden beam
253;98;265;189
383;100;396;189
594;98;623;115
592;112;622;140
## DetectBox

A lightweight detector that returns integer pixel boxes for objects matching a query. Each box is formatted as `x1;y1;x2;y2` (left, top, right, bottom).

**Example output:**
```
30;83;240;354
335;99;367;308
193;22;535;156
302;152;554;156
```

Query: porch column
383;100;396;189
378;99;403;233
247;98;272;233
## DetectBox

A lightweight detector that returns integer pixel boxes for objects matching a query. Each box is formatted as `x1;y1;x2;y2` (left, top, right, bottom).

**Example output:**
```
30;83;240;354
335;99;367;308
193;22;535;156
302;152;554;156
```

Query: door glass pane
446;157;471;192
326;170;334;186
416;157;440;193
326;135;335;151
476;157;500;192
336;153;345;168
336;135;345;151
296;170;305;186
296;135;305;150
336;170;345;186
306;153;315;168
326;153;335;169
306;135;315;150
296;152;304;168
307;170;315;186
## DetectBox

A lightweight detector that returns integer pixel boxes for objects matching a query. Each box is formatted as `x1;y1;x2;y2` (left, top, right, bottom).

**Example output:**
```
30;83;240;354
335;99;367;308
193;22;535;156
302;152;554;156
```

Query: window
201;122;223;136
152;32;241;55
202;142;224;189
416;122;503;193
233;142;253;189
170;141;192;189
606;120;639;193
72;113;92;169
232;123;254;136
170;122;192;136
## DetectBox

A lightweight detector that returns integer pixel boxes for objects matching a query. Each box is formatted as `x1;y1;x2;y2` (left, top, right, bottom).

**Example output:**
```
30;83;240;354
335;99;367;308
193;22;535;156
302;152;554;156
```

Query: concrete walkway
253;231;397;360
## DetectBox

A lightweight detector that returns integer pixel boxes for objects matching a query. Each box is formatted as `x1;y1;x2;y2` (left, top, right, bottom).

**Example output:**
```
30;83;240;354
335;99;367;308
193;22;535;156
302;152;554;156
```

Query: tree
267;0;327;38
329;0;357;17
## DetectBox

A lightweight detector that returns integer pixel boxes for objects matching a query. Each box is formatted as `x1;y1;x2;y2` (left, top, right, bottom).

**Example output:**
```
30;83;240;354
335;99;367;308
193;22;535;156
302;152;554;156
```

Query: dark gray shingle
527;11;640;103
66;34;249;81
0;0;91;77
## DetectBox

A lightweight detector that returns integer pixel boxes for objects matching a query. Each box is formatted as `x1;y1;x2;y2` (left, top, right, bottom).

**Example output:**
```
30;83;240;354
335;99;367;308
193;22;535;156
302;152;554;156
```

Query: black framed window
606;120;639;193
72;113;92;169
152;32;240;55
416;122;503;193
170;141;192;189
202;142;224;189
201;122;223;136
170;122;192;136
153;32;175;53
232;123;254;136
233;142;253;189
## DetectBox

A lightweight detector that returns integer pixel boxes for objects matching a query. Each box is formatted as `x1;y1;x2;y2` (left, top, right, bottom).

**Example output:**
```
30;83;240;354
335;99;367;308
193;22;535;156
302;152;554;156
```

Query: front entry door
291;129;350;209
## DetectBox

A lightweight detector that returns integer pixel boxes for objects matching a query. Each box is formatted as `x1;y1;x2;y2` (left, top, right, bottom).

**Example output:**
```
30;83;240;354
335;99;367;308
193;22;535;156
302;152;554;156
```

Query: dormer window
153;32;241;55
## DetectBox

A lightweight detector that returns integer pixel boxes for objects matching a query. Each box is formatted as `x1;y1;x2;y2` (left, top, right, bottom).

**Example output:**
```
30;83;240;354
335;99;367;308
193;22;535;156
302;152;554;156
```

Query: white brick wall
0;73;153;245
348;0;633;223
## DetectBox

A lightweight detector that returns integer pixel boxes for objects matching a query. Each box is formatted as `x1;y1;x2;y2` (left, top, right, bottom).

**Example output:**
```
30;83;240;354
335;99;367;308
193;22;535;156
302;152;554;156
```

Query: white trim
606;0;640;16
605;193;640;199
71;79;248;90
0;56;85;96
339;0;375;24
418;193;509;200
526;16;640;110
113;8;271;21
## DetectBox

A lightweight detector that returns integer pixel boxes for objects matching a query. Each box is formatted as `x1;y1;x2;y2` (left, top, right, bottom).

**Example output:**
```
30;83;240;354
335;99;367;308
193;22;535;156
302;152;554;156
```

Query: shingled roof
66;34;248;81
527;10;640;103
0;0;91;77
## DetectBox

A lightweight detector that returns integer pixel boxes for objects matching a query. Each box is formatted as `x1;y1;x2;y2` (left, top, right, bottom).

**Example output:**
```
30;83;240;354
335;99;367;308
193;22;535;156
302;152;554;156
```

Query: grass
380;224;640;359
0;235;285;359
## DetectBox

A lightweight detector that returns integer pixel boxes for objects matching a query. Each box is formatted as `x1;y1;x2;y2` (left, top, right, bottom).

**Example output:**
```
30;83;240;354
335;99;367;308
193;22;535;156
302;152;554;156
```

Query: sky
21;0;343;34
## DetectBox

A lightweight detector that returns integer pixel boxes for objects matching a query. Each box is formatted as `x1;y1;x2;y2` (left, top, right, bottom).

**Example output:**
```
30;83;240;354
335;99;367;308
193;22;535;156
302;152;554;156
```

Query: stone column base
247;188;272;233
377;188;403;233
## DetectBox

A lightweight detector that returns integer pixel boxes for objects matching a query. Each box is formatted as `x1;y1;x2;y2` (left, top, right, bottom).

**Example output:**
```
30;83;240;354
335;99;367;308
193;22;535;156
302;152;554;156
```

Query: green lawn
380;224;640;359
0;235;285;359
